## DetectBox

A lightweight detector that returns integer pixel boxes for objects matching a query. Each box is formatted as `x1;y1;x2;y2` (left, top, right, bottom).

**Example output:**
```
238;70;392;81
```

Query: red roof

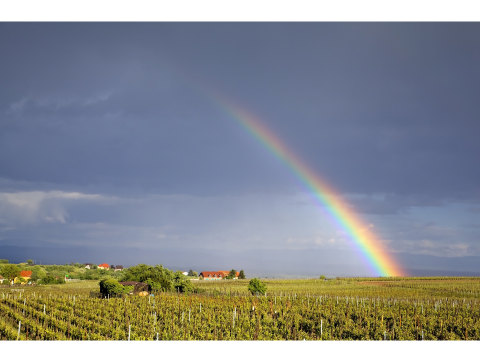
218;271;240;277
98;263;110;268
19;271;32;278
199;271;223;278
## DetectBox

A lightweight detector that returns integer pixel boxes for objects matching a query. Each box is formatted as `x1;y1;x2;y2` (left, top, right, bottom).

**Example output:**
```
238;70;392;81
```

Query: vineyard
1;278;479;340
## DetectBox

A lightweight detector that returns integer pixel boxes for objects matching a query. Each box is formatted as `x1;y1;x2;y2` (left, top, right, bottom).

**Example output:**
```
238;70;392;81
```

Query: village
0;259;246;286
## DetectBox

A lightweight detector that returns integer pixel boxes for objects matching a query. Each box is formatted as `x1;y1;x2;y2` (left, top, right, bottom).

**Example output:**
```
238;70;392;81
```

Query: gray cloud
1;23;479;271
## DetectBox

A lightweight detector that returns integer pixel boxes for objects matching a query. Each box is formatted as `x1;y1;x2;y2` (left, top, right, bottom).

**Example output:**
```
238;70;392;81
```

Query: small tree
1;264;20;284
248;278;267;295
238;270;246;279
188;269;195;276
0;259;9;264
226;269;237;279
26;259;33;265
192;271;198;277
320;275;326;280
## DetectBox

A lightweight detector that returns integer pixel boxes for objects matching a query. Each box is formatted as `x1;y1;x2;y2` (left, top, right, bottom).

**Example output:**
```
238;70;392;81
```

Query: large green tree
0;264;20;284
121;264;195;293
238;270;246;279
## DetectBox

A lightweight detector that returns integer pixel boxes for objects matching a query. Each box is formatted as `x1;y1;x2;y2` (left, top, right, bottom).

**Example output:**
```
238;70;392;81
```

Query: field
1;277;479;340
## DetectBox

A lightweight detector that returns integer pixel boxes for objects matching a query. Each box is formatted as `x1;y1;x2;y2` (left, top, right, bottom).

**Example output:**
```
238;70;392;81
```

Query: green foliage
174;278;195;293
226;269;237;279
39;275;65;285
33;267;47;280
121;264;174;283
124;285;134;294
99;279;127;296
238;270;246;279
186;270;199;277
248;278;267;295
0;259;9;264
121;264;195;293
320;275;326;280
26;259;33;264
14;276;26;284
0;264;20;283
145;277;172;292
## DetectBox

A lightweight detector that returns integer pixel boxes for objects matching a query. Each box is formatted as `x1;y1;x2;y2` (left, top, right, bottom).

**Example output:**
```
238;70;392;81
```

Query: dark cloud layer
1;23;479;272
1;23;479;200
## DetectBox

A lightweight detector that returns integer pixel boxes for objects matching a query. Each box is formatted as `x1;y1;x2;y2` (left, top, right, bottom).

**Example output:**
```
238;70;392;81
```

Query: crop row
1;289;479;340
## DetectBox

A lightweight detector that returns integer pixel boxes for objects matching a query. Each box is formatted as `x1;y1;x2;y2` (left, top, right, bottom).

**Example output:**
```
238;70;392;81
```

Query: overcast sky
1;23;479;276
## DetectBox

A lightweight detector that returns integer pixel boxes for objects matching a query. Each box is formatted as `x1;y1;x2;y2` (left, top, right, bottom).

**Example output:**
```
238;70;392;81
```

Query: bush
40;275;65;285
14;277;26;284
99;279;127;296
145;277;172;292
248;278;267;295
174;279;195;293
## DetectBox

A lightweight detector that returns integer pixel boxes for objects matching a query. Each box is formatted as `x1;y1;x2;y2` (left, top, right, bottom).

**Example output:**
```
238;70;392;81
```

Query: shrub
14;277;26;284
248;278;267;295
99;279;126;296
40;275;65;285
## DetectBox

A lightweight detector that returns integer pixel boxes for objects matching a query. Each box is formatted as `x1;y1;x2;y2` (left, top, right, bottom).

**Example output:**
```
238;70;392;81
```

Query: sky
1;23;479;277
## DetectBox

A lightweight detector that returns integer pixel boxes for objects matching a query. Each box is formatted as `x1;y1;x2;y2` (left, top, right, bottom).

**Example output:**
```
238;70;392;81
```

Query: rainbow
210;96;404;277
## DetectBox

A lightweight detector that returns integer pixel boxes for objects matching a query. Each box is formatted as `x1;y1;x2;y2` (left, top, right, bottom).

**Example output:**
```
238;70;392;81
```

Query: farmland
1;277;479;340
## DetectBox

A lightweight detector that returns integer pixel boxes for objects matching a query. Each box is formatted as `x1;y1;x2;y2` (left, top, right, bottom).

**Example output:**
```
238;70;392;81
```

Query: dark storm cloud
1;23;480;270
1;23;479;204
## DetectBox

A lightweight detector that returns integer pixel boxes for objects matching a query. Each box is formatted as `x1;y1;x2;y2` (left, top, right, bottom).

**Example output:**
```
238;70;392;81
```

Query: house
199;271;224;280
0;275;4;283
218;270;240;279
182;271;189;276
84;263;93;269
98;263;110;269
115;265;123;271
13;270;33;284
